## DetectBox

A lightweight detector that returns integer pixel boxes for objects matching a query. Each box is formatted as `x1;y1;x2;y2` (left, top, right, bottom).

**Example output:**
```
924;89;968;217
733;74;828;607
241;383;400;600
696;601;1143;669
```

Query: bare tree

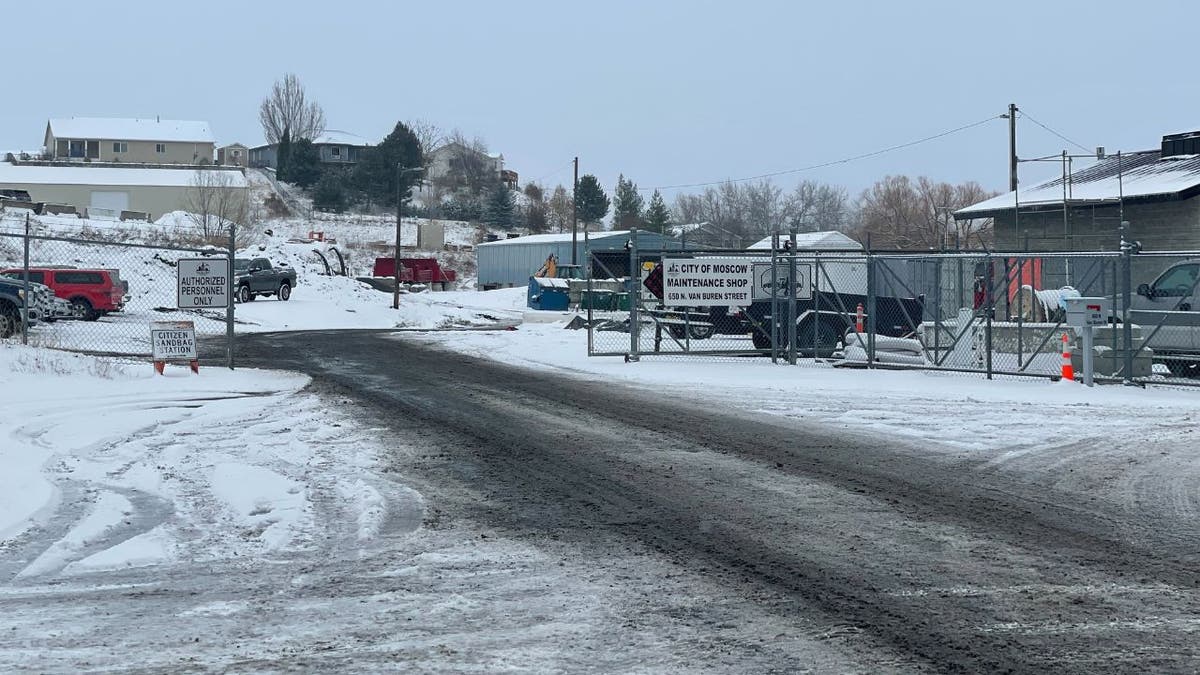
547;184;573;233
786;181;852;232
435;131;499;196
406;119;445;162
855;176;997;249
185;170;248;242
259;74;326;144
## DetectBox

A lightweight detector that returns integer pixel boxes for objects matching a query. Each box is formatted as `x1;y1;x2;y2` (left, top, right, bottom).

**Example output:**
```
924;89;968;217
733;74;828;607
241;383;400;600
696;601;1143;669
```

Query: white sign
151;320;197;360
1064;297;1110;328
662;258;753;307
752;262;812;301
177;258;230;309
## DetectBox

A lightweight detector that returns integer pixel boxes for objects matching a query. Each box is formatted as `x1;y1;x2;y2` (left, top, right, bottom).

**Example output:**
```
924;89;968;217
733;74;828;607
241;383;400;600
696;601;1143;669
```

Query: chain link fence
0;210;234;362
585;229;1200;387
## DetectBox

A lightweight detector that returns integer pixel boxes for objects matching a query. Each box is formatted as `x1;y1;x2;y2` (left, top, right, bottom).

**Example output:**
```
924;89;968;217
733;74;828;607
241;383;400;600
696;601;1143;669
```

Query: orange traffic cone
1061;333;1074;381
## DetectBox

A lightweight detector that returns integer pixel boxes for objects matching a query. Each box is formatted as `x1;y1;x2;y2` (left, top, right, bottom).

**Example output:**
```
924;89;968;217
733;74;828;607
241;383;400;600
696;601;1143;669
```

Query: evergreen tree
287;138;322;188
611;174;644;228
575;174;609;226
351;121;424;207
276;127;292;181
644;190;671;235
312;173;348;213
484;186;516;229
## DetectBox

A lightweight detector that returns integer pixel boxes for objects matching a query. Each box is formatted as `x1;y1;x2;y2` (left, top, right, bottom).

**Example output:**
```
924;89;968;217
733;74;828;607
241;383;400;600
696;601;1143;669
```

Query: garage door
89;191;130;220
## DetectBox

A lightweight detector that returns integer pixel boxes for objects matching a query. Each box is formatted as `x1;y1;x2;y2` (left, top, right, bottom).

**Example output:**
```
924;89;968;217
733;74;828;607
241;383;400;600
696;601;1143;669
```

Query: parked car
0;267;126;321
1132;259;1200;377
234;257;296;302
0;276;59;336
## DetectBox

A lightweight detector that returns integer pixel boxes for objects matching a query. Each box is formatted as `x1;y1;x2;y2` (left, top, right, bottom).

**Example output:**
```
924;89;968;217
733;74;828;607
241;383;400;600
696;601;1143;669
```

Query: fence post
985;253;994;380
812;251;821;360
226;220;236;370
21;213;30;345
1120;222;1134;385
787;229;798;365
771;231;779;364
866;249;877;367
627;229;640;363
586;249;594;356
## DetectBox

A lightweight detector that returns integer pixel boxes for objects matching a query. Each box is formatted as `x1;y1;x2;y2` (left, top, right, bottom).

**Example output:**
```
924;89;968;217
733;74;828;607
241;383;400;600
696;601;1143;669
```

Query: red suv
0;268;126;321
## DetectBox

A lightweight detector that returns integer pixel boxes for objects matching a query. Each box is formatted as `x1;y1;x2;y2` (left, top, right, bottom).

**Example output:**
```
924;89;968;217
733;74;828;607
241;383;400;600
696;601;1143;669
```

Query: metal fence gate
585;229;1200;388
0;211;235;364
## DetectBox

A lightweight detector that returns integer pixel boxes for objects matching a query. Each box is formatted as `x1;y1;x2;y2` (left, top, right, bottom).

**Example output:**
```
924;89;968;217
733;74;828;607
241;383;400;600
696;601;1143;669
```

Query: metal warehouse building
476;230;682;288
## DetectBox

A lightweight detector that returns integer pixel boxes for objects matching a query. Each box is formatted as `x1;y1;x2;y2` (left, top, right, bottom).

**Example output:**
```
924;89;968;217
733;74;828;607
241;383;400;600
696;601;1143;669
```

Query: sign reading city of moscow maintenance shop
177;258;230;309
662;258;753;307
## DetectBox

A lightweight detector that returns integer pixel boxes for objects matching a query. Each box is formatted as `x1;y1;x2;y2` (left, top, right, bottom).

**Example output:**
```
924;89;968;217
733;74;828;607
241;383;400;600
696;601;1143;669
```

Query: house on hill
425;141;512;187
956;129;1200;252
217;143;248;167
248;130;371;169
44;117;215;165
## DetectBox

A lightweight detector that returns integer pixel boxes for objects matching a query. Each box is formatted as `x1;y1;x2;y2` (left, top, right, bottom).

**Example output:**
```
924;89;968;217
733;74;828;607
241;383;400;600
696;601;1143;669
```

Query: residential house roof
955;150;1200;219
47;118;215;144
313;130;371;146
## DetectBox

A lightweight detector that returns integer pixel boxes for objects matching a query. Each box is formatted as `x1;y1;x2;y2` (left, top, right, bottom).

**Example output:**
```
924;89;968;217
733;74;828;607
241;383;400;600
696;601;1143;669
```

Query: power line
1018;110;1091;153
646;115;1003;192
528;160;574;185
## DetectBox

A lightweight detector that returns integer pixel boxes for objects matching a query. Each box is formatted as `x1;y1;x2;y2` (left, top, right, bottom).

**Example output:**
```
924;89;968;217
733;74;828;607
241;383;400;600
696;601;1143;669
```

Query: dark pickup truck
235;257;297;302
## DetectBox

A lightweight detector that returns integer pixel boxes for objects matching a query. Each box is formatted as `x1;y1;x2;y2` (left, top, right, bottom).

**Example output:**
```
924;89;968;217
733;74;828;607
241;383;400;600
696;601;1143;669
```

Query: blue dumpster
527;277;570;311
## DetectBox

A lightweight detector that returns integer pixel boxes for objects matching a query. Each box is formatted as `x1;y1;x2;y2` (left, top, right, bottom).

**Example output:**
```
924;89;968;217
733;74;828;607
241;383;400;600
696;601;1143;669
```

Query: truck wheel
278;282;291;301
70;298;98;321
752;328;771;350
238;285;254;303
0;303;16;338
1165;358;1200;378
799;319;842;358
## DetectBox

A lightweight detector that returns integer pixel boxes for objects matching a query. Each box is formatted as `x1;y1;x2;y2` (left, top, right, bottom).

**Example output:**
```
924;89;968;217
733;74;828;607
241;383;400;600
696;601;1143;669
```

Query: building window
113;142;128;153
331;146;341;158
155;143;166;154
68;140;86;158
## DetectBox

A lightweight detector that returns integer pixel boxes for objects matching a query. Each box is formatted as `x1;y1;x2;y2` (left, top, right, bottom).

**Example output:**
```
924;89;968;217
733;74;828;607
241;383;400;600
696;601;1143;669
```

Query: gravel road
232;330;1200;673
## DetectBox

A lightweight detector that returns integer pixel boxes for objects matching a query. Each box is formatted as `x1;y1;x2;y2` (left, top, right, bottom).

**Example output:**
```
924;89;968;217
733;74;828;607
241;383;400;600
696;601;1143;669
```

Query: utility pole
393;163;403;310
571;156;579;266
1008;102;1019;192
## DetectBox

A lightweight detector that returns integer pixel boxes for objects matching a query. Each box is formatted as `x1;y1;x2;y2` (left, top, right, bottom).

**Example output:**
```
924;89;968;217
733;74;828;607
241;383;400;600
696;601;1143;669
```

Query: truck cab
1132;260;1200;374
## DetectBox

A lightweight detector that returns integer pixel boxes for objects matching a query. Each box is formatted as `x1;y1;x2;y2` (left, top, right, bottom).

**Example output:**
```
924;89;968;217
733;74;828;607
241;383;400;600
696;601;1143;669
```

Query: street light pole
393;164;423;310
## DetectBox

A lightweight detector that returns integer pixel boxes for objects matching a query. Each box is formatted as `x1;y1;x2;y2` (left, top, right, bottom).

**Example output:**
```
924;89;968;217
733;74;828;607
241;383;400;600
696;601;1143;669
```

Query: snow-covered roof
47;118;215;144
747;230;863;251
956;150;1200;218
0;162;247;188
478;230;636;247
313;130;371;146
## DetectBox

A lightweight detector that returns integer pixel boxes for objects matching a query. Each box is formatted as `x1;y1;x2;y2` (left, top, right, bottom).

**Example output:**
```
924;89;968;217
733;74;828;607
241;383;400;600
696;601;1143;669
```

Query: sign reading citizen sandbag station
151;320;198;360
177;258;230;309
662;258;753;307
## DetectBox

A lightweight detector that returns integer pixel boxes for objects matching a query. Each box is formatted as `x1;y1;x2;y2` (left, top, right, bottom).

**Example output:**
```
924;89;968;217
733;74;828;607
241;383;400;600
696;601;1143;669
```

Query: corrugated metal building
476;230;682;288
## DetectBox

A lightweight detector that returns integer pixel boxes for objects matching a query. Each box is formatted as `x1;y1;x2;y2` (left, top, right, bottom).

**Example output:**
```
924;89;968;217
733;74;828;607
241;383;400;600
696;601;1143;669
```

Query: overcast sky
3;1;1197;199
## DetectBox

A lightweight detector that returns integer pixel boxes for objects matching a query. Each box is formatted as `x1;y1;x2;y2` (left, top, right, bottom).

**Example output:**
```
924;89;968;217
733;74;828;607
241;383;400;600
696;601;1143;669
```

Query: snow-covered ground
411;319;1200;462
5;203;1200;670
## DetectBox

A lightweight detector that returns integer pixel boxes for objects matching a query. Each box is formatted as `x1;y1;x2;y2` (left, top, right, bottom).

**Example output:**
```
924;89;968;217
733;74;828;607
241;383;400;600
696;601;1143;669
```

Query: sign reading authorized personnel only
177;258;230;309
662;258;753;307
